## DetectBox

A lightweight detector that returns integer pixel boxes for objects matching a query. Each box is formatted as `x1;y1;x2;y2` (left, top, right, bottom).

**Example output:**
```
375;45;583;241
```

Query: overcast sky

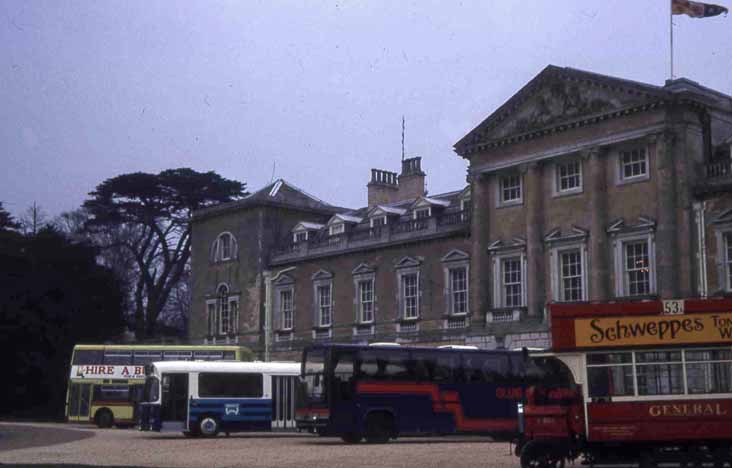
1;1;731;218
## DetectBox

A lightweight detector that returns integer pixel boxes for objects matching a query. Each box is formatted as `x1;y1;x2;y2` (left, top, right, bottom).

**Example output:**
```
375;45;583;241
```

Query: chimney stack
367;168;399;207
398;157;426;201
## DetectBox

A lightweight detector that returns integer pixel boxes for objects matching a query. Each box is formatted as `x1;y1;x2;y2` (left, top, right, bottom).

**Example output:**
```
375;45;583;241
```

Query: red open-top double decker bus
518;298;732;467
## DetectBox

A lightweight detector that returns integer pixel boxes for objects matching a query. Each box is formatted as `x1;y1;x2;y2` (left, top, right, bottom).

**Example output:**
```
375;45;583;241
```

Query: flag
672;0;728;18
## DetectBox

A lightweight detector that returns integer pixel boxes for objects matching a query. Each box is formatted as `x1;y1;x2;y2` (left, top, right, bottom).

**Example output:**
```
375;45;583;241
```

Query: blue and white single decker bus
139;361;300;437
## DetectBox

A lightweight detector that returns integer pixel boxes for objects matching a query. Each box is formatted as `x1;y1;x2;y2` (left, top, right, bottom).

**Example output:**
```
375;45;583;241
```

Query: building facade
190;65;732;359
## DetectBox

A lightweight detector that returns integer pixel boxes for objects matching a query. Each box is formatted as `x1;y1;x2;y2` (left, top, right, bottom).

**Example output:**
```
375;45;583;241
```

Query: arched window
206;283;238;337
218;285;229;335
210;232;238;262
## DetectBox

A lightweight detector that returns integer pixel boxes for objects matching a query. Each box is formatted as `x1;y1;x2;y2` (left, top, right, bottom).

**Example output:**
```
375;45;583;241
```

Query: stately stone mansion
189;65;732;359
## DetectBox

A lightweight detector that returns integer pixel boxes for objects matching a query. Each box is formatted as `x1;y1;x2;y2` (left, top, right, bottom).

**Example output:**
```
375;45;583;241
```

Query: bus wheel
341;433;362;444
95;409;114;429
520;440;565;468
364;413;393;444
199;416;220;438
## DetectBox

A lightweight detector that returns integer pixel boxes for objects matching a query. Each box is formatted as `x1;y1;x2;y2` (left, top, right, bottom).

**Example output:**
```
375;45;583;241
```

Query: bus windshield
302;348;325;403
143;376;160;403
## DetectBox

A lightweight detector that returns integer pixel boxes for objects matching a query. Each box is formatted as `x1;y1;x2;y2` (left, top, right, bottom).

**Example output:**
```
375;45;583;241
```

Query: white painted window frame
553;159;583;196
293;231;308;243
206;300;217;336
278;288;295;331
315;282;333;328
211;231;237;262
413;207;431;220
399;271;420;320
549;243;588;302
714;227;732;292
612;231;657;297
329;223;345;236
447;265;469;316
497;173;523;207
370;215;387;227
357;278;375;324
616;146;650;185
491;250;527;308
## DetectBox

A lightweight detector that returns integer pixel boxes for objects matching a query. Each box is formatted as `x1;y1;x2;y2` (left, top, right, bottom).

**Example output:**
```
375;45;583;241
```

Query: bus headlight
517;403;525;433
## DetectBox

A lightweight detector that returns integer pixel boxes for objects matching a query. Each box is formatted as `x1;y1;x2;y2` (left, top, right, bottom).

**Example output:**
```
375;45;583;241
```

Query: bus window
462;353;509;383
332;349;355;400
635;351;684;396
434;354;457;383
72;350;104;365
94;385;130;402
104;351;132;365
587;352;634;398
358;349;413;381
144;376;160;403
134;351;162;365
194;351;224;361
199;373;263;398
223;351;236;360
411;352;457;383
686;348;732;394
163;351;192;361
303;348;325;403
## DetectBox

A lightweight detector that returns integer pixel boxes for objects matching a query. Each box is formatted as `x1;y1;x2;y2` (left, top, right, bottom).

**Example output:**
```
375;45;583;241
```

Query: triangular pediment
455;65;667;152
395;256;422;269
352;263;375;276
311;269;333;281
273;272;295;286
441;249;470;263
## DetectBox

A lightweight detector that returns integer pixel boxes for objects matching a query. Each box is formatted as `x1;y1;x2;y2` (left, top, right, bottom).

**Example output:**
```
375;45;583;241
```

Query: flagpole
670;0;674;79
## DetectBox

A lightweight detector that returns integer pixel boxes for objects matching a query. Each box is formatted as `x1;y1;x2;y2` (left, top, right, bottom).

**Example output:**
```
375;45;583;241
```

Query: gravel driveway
0;423;519;468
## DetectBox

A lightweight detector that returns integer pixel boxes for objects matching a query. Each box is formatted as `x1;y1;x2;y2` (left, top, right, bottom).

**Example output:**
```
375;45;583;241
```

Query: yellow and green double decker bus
66;344;253;428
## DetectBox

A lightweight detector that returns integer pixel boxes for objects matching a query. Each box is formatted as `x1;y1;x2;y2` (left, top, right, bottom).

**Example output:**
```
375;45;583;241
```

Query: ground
0;422;520;468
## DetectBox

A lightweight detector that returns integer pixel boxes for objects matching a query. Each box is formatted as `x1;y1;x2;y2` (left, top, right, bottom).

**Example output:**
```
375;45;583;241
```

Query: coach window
72;350;104;365
198;373;263;398
587;352;635;398
685;348;732;394
462;353;509;383
103;351;132;365
332;349;356;400
133;351;162;365
636;350;684;395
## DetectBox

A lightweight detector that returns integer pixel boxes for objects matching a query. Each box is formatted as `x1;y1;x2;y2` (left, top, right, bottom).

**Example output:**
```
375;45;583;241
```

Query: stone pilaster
525;162;545;318
654;129;680;298
470;172;491;318
587;147;609;301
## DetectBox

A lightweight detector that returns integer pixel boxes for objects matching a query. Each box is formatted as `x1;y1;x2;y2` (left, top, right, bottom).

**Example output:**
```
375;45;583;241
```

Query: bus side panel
446;383;520;432
354;390;447;435
188;398;272;432
587;399;732;442
355;382;517;435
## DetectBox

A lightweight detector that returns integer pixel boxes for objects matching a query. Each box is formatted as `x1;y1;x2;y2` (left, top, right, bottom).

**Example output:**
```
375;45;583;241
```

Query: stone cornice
460;101;666;156
469;123;667;176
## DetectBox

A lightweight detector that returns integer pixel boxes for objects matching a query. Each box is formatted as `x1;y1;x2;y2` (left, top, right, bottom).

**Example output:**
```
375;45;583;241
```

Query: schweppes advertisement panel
575;312;732;348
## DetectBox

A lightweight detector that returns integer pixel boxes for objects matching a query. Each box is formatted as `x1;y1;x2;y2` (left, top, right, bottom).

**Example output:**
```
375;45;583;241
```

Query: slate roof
192;179;350;221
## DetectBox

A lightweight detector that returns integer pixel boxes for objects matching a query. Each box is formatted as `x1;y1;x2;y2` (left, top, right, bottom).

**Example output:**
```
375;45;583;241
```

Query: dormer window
371;216;387;228
329;223;345;236
294;231;308;243
414;208;431;220
211;232;238;262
